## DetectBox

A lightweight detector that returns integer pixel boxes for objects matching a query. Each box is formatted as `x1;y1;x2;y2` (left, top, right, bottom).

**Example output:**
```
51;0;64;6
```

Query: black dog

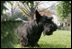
43;18;58;36
17;10;57;47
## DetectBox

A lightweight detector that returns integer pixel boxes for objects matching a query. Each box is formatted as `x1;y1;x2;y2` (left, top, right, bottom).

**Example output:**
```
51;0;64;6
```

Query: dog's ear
35;10;41;20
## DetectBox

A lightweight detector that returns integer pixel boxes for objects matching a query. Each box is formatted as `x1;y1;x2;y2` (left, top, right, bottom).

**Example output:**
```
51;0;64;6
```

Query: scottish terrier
17;10;57;47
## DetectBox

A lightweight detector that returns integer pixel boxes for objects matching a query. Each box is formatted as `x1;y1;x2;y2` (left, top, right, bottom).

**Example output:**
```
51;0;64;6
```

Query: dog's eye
50;25;52;28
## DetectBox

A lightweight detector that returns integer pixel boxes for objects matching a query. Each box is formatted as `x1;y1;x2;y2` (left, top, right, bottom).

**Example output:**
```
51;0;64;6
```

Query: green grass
15;30;71;48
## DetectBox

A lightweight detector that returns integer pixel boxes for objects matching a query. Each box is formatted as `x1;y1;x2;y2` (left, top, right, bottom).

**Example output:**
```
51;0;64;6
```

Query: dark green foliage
1;21;23;48
56;1;71;20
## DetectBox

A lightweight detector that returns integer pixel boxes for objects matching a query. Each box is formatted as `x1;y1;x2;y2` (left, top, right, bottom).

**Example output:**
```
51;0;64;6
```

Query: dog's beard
43;28;53;36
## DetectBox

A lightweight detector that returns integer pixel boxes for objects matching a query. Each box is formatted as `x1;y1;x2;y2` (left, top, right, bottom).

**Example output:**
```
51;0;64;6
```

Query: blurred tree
16;1;41;20
56;1;71;21
1;1;35;20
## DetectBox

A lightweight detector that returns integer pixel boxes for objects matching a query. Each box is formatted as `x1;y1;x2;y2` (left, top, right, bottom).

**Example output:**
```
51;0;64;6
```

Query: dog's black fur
43;19;58;36
17;10;57;47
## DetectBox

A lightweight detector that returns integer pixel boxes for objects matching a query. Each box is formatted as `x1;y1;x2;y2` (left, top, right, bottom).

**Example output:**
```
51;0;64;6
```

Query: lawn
15;30;71;48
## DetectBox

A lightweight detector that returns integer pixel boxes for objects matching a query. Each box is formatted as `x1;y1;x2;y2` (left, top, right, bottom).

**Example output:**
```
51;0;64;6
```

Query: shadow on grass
38;43;67;48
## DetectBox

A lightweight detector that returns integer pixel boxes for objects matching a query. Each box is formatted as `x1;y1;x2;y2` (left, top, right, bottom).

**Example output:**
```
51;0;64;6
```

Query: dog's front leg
34;43;39;47
22;37;30;47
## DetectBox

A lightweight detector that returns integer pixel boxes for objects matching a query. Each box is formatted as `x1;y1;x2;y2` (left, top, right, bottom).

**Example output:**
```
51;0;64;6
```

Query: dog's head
43;16;58;36
35;10;57;35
